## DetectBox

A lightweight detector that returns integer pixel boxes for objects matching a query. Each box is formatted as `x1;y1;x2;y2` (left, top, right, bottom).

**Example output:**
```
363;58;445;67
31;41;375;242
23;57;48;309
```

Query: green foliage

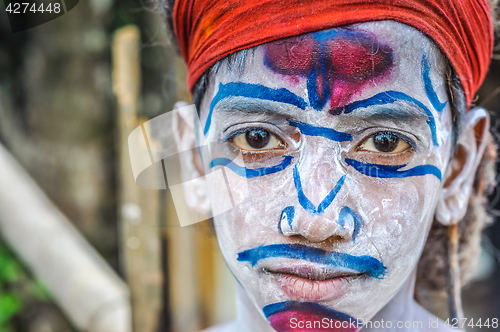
0;241;51;331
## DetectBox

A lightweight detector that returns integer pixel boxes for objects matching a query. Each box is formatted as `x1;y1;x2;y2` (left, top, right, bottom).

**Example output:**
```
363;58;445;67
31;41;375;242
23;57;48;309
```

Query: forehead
202;21;447;112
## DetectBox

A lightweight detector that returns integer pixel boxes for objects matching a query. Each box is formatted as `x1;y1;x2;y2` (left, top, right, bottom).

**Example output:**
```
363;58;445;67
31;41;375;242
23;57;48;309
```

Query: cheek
354;176;440;278
209;171;291;250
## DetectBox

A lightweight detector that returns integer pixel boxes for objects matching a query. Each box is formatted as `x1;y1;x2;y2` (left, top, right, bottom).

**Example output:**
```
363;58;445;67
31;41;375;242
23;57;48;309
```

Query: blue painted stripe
338;206;364;243
293;166;346;215
307;65;329;111
263;301;359;324
237;244;387;279
205;83;308;135
331;90;439;146
288;119;352;142
422;53;447;113
209;156;293;178
280;206;295;230
345;158;442;181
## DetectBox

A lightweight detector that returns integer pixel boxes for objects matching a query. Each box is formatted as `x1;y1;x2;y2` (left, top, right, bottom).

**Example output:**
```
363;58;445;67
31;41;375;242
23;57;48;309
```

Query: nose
280;206;355;242
279;165;356;242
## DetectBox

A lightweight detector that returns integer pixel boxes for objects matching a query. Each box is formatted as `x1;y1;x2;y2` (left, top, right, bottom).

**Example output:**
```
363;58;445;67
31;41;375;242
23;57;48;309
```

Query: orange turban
173;0;493;107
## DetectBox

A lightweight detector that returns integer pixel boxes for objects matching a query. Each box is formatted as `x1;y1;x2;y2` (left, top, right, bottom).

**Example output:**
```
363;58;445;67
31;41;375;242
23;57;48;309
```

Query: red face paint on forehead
263;29;394;110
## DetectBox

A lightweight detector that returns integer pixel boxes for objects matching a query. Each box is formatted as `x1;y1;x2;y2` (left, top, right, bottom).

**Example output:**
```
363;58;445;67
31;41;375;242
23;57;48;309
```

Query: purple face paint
264;29;393;111
264;302;361;332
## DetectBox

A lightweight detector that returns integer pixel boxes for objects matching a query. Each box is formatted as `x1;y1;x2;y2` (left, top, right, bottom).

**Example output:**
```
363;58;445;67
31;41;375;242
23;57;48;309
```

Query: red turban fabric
173;0;493;108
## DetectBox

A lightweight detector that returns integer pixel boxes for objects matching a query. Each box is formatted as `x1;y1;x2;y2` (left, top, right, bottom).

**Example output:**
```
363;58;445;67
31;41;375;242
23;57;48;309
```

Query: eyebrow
208;83;439;145
330;90;439;146
205;82;308;135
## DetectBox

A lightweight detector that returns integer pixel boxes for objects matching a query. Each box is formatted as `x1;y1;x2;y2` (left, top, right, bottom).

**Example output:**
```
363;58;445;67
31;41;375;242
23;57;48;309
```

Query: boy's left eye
230;128;285;151
358;132;411;154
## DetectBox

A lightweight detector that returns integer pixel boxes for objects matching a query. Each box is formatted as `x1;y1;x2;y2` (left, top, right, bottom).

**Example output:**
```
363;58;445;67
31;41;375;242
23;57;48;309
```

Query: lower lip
275;273;348;301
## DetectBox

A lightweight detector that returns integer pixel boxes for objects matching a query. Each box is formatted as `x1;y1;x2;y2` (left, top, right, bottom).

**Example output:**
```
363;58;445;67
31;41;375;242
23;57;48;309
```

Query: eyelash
224;127;287;162
224;126;416;166
353;131;416;165
224;128;259;142
357;131;416;151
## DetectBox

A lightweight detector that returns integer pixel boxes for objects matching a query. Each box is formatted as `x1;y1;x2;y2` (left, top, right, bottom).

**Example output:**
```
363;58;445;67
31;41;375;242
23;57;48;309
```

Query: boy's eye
231;128;285;151
359;132;411;153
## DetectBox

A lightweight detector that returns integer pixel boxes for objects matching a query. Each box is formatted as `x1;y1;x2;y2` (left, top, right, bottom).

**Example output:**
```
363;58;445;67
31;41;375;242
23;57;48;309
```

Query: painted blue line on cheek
288;119;352;142
338;206;364;243
331;90;439;146
293;166;346;215
422;53;447;113
204;82;308;135
280;206;295;230
237;244;387;278
345;158;442;181
209;156;293;178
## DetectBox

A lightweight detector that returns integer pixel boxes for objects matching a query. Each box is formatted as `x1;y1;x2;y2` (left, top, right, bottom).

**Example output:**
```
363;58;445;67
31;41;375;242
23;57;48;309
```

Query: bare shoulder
200;320;238;332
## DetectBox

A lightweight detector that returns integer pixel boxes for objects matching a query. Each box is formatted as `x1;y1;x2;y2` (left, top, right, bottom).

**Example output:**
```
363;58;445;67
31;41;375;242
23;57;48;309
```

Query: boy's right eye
230;128;286;151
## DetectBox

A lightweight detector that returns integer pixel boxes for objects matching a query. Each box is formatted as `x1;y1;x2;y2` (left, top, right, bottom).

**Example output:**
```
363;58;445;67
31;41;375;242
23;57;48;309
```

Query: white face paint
197;21;453;331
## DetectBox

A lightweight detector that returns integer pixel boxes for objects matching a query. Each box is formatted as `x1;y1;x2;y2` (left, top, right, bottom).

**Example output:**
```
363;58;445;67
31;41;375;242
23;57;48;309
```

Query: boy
162;0;497;330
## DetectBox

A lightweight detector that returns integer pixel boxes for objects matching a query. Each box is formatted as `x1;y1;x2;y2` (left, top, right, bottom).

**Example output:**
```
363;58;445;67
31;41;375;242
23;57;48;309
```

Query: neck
234;269;435;332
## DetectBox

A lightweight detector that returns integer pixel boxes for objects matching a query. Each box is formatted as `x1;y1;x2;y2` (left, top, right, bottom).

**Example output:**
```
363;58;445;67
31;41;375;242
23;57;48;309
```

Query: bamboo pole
163;56;203;332
162;55;237;331
113;25;162;332
0;142;131;332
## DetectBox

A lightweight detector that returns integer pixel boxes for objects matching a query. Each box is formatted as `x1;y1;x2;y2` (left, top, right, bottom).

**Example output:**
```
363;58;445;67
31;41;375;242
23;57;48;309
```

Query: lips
237;244;386;300
263;263;362;301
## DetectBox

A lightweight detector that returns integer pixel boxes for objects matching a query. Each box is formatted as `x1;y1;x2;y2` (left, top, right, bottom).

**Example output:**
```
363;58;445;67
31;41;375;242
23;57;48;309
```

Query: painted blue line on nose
338;206;364;243
293;165;346;215
280;206;295;230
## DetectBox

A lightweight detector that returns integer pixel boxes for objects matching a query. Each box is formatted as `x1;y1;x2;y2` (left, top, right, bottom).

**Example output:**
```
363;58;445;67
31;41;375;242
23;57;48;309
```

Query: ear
435;107;490;225
171;101;211;215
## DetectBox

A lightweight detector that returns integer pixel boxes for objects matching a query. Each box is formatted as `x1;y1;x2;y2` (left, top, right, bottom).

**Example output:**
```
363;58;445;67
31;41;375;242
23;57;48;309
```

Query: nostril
325;235;348;244
280;206;295;229
338;206;365;243
279;206;299;236
279;205;364;244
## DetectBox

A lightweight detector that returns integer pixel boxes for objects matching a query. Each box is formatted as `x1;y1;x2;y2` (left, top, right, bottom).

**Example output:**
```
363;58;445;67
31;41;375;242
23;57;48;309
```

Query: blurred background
0;1;498;331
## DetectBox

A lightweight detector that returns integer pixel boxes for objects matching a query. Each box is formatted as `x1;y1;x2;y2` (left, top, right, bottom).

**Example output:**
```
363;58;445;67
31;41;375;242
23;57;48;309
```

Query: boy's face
198;21;453;330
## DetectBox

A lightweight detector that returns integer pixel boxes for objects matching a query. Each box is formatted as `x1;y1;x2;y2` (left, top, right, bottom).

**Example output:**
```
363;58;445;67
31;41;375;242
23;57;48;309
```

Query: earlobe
435;107;490;225
171;101;211;215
